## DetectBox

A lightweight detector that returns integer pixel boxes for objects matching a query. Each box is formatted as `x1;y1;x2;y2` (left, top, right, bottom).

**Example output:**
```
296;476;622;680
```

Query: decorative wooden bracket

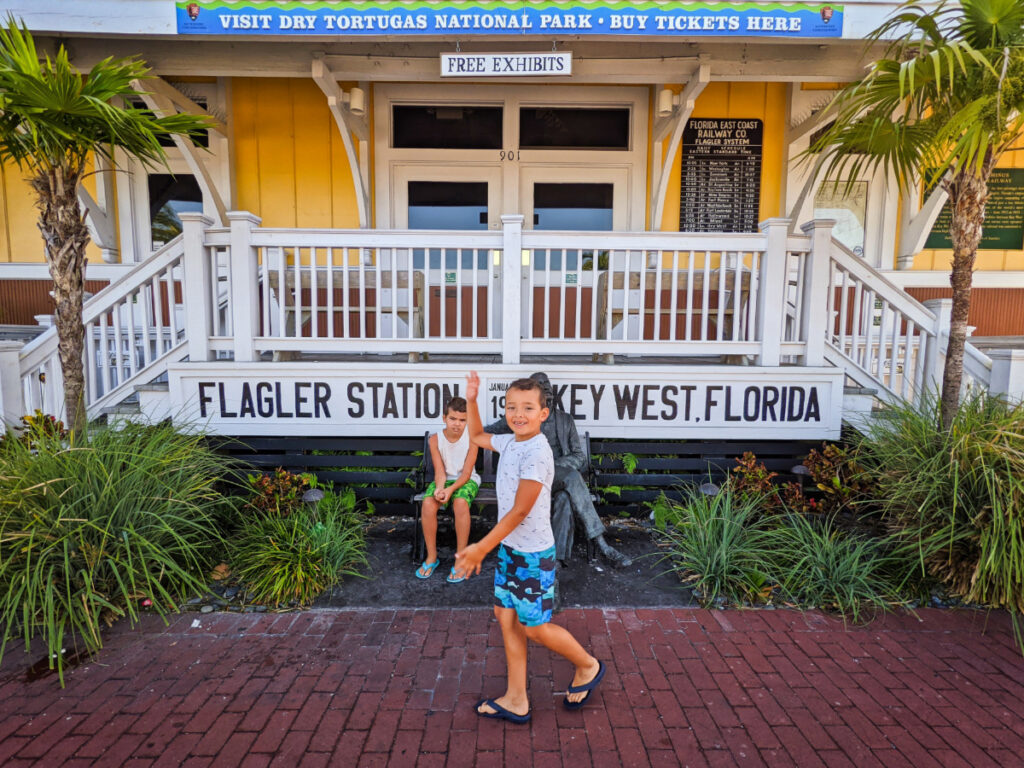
899;181;948;263
130;78;228;226
312;54;370;228
650;61;710;230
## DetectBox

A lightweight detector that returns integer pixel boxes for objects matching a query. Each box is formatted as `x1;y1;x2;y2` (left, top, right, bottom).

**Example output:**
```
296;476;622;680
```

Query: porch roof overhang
43;36;874;84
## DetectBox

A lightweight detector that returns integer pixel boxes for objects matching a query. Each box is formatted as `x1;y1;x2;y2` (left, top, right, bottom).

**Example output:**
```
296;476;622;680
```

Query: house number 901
499;150;521;161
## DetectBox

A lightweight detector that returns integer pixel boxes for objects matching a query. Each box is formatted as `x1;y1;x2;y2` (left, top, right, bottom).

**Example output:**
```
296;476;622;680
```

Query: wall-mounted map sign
168;363;843;439
925;168;1024;250
680;118;763;233
441;52;571;77
176;1;844;38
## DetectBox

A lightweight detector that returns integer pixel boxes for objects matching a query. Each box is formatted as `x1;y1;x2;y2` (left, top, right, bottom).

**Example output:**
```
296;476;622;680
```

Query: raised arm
466;371;494;452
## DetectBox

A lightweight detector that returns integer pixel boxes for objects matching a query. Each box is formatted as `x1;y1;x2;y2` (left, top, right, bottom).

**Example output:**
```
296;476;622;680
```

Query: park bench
409;430;599;563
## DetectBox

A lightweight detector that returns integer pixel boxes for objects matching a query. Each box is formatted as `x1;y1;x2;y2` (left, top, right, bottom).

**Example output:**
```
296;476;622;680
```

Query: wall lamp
342;87;365;117
657;88;680;118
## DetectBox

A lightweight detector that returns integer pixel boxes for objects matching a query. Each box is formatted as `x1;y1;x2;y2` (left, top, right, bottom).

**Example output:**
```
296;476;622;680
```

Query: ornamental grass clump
655;488;775;607
854;394;1024;613
765;513;901;624
231;483;368;607
0;420;235;685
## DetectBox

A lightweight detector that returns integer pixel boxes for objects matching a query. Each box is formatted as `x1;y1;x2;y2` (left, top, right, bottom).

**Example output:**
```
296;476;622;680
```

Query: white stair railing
19;235;190;418
823;240;940;403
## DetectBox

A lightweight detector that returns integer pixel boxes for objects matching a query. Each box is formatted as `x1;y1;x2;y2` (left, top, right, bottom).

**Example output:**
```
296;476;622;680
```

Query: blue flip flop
415;560;439;579
446;567;466;584
476;698;531;724
563;660;606;710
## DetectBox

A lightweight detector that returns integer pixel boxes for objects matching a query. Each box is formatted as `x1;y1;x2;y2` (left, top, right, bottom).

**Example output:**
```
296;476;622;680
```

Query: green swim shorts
424;479;479;505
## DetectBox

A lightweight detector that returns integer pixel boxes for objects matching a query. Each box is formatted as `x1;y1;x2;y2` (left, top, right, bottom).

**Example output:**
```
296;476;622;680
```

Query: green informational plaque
925;168;1024;250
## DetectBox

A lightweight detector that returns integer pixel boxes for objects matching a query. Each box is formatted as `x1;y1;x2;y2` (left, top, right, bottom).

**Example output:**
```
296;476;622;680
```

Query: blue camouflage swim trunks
494;544;557;627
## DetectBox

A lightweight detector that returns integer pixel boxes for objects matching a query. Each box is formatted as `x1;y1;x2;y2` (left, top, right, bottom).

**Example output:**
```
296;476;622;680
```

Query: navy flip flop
475;698;531;724
563;660;606;710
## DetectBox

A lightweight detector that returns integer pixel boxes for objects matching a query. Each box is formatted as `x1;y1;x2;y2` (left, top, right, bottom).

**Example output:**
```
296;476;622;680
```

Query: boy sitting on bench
415;396;480;583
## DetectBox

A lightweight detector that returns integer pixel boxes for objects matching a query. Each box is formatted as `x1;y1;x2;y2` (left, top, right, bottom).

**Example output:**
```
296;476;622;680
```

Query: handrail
829;240;938;330
19;236;186;362
19;235;188;415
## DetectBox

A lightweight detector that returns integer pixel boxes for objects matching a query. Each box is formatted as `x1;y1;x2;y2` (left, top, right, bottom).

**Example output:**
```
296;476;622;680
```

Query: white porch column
756;218;790;366
501;215;524;365
922;298;952;393
180;213;214;363
799;219;835;366
988;349;1024;402
228;212;262;363
0;342;25;433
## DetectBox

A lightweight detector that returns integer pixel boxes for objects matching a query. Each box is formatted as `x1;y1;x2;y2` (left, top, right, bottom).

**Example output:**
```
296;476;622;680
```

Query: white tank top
436;428;480;485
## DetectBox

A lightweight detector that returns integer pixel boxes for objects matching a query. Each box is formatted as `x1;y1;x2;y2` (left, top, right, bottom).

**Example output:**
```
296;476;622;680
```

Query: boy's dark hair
445;396;468;415
507;378;548;409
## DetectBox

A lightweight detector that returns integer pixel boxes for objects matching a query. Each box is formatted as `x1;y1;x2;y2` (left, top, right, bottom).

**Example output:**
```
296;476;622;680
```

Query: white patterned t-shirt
490;432;555;553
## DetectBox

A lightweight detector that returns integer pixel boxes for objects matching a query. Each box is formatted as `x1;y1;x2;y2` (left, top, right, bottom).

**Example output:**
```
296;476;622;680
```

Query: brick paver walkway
1;607;1022;767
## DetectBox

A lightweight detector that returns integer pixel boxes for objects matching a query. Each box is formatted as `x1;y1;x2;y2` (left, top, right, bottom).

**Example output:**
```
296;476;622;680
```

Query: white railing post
922;298;952;393
799;219;835;366
180;213;214;362
501;215;524;365
989;349;1024;401
227;211;262;363
0;342;25;433
756;218;790;366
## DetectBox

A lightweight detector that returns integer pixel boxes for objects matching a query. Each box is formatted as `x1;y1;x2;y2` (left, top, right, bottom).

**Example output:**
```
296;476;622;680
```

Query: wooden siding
906;287;1024;336
0;279;109;325
1;160;103;265
660;82;787;231
231;77;361;229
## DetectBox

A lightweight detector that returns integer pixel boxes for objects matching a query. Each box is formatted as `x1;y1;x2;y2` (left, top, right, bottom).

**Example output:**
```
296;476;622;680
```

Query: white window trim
374;83;649;231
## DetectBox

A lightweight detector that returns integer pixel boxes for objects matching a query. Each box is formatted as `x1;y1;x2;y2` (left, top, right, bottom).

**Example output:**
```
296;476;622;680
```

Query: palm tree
0;20;212;435
808;0;1024;429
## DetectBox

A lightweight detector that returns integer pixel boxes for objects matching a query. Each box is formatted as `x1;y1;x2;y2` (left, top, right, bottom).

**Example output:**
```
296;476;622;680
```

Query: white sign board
168;363;844;439
440;52;572;77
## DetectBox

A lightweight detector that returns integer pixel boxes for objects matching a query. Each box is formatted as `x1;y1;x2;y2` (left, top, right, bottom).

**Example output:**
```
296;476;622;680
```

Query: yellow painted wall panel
660;82;786;231
231;77;361;230
1;162;45;263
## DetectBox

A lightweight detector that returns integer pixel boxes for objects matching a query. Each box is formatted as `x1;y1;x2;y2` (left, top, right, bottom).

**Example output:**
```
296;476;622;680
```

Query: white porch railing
9;210;1016;428
206;214;824;368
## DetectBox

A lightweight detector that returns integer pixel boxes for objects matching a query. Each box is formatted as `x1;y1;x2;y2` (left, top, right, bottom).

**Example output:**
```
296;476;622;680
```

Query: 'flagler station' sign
176;1;845;39
169;364;844;439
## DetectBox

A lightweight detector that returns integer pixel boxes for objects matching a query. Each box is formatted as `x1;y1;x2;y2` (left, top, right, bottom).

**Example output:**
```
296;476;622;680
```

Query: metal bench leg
411;503;426;563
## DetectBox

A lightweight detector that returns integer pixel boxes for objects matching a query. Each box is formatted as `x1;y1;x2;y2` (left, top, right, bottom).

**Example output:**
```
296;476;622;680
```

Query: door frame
373;82;649;230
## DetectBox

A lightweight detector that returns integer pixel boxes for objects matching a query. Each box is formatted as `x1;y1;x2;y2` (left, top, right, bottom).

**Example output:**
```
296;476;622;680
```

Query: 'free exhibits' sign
169;364;844;439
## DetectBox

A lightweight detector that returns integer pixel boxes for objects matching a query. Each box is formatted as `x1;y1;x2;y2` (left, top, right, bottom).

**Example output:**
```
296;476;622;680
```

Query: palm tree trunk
940;170;989;430
31;163;91;436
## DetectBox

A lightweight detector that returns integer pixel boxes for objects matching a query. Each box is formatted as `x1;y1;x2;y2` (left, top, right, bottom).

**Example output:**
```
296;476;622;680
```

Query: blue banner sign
176;2;844;38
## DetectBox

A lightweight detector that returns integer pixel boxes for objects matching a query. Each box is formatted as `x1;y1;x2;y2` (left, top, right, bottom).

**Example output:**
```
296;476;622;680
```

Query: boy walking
454;372;605;723
416;396;480;583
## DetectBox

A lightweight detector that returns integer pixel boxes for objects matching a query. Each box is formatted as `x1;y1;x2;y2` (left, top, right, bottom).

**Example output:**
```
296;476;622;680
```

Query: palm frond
0;16;214;175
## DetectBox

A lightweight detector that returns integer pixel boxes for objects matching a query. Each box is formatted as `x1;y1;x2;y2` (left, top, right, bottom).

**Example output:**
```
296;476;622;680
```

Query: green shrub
231;487;367;606
854;394;1024;613
245;467;313;517
0;421;235;685
765;514;899;623
655;489;774;606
